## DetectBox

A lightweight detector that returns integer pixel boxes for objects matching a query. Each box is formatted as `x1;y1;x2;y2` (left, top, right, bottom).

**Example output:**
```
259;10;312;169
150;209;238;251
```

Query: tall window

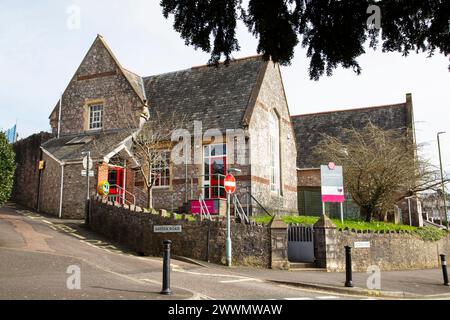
203;144;227;198
153;151;170;187
89;104;103;130
269;111;281;194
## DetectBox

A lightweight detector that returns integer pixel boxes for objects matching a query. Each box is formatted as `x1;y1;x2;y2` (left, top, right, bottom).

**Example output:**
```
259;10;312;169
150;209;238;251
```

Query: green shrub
0;133;15;206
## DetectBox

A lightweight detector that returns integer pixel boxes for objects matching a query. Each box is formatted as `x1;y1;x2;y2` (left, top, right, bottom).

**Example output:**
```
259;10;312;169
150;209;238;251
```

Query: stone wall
90;198;273;267
248;61;298;215
12;132;54;209
314;216;450;272
50;36;144;135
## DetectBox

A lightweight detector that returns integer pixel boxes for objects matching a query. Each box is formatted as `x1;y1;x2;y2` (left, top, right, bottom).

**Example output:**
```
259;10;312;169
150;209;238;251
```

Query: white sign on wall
354;241;371;249
154;225;182;233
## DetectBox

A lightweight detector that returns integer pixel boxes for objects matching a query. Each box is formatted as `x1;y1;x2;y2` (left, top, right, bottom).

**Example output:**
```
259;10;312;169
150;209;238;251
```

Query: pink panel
190;200;216;214
322;195;345;203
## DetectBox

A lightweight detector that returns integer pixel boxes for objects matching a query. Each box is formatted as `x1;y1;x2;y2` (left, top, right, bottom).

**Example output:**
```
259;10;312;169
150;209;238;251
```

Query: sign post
321;162;345;223
224;174;236;267
82;151;92;224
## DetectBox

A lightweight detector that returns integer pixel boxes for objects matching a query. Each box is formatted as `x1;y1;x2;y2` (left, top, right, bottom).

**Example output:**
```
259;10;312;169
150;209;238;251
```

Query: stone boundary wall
12;132;54;209
89;198;273;268
334;230;450;272
314;216;450;272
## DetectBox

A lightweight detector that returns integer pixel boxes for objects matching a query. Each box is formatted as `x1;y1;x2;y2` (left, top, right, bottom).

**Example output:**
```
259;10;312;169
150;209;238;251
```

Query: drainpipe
57;94;62;139
59;163;65;219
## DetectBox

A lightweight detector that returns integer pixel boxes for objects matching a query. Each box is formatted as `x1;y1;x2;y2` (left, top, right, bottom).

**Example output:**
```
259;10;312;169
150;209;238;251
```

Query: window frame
88;103;103;130
152;150;171;188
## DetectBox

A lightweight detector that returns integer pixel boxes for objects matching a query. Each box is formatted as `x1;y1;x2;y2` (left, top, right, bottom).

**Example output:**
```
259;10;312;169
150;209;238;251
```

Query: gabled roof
291;97;414;169
41;129;137;164
143;56;267;132
49;35;146;120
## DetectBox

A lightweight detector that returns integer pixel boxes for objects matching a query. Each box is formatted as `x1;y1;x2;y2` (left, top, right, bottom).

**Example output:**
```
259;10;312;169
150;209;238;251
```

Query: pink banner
190;200;216;214
322;195;345;203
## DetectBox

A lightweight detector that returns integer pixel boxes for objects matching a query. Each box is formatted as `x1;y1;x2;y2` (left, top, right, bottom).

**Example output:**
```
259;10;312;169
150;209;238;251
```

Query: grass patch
251;215;449;241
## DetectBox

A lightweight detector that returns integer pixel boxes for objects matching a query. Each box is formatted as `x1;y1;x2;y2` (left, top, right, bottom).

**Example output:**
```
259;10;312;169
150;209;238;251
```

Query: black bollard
161;240;172;295
345;246;353;287
440;254;450;286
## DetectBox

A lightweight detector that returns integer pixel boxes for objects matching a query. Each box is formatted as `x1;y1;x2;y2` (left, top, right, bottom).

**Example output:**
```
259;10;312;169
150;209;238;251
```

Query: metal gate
288;224;315;263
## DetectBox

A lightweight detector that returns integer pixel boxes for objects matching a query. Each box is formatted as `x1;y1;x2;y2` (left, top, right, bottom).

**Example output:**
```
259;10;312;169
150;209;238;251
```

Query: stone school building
12;35;419;224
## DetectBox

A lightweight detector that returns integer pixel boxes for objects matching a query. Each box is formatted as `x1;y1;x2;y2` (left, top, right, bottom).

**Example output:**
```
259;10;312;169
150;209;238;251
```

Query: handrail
234;194;249;224
199;195;212;221
245;191;272;217
109;184;136;206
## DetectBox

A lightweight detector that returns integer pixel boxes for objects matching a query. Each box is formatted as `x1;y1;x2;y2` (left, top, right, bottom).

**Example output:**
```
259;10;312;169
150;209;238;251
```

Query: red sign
328;162;336;170
224;174;236;194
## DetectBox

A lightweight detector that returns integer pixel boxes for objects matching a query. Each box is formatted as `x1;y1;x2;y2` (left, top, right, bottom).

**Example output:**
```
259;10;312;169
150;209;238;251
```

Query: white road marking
41;220;53;225
220;278;261;284
284;297;313;300
316;296;340;300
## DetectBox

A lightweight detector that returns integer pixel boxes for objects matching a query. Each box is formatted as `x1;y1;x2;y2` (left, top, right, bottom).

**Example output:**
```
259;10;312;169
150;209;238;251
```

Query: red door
108;167;124;202
209;156;226;199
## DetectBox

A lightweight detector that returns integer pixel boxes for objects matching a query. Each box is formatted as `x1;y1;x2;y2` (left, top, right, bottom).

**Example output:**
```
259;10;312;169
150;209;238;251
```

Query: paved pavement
0;203;368;300
2;202;449;300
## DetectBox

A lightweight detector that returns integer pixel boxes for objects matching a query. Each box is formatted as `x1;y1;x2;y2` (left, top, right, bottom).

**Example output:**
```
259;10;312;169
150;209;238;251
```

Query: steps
289;262;325;271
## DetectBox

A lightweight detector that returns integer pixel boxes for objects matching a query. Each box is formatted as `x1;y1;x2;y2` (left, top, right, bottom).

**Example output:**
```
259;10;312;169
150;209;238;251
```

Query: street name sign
81;170;94;177
354;241;371;249
154;225;182;233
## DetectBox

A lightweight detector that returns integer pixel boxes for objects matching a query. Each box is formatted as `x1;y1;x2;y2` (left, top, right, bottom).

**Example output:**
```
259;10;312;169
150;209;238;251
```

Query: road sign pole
226;191;232;267
340;202;344;224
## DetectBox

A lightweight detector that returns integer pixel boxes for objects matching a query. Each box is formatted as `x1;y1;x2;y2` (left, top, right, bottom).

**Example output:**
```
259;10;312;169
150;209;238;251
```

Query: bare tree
132;110;187;210
313;123;447;222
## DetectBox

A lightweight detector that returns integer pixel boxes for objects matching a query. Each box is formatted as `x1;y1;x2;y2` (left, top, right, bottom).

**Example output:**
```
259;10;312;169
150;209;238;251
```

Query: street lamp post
437;132;448;229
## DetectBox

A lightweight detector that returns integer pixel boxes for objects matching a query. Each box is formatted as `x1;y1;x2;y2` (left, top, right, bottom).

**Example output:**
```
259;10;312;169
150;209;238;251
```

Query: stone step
289;262;320;270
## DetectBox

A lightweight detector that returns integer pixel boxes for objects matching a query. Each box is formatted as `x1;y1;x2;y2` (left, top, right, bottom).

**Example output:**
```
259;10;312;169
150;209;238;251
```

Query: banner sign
321;163;345;203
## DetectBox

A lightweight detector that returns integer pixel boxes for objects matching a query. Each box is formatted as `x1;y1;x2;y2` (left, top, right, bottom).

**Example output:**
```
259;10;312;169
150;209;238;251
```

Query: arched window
269;110;281;194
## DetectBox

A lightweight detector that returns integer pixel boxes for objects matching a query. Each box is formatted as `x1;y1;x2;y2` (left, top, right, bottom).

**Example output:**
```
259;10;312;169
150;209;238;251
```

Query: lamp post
437;132;448;229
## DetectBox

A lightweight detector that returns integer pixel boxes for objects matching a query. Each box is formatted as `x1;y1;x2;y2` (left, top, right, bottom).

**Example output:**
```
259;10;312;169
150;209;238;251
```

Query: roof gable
49;35;146;120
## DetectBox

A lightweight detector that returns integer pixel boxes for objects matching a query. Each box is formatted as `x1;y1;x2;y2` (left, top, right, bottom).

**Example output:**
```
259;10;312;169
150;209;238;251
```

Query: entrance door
210;156;226;198
203;144;227;199
108;167;124;203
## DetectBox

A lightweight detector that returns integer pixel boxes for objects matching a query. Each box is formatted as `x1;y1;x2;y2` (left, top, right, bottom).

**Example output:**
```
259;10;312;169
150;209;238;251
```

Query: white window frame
89;104;103;130
152;150;171;188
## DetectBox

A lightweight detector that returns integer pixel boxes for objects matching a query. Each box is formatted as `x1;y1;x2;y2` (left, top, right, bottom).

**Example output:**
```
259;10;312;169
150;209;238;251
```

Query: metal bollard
440;254;450;286
161;240;172;295
345;246;353;287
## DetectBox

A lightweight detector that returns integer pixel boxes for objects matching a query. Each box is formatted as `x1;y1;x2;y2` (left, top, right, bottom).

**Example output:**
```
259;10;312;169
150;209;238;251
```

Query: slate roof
291;102;412;169
142;56;266;132
41;129;135;162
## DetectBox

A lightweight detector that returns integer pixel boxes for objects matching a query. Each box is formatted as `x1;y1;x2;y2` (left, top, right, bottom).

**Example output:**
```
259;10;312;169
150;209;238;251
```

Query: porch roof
41;129;136;164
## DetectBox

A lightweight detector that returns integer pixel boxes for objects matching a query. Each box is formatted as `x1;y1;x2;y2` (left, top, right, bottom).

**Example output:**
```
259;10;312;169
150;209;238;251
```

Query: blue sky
0;0;449;172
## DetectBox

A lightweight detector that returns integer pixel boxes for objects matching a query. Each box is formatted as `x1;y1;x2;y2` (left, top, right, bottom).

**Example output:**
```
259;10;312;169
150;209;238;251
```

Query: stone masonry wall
51;37;144;135
38;153;62;216
12;132;54;209
314;216;450;272
90;199;271;267
248;61;297;215
333;230;450;272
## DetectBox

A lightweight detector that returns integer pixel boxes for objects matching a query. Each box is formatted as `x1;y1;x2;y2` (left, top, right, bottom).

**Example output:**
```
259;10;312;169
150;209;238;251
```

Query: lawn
251;215;448;241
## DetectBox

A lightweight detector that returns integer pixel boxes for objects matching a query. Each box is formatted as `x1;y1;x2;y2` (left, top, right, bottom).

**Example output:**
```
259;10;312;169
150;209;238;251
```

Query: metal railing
107;184;136;206
244;191;272;217
234;194;250;224
199;194;212;221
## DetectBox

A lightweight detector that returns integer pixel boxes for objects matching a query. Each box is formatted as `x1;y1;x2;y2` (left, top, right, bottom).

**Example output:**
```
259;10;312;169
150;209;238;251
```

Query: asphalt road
0;203;371;300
